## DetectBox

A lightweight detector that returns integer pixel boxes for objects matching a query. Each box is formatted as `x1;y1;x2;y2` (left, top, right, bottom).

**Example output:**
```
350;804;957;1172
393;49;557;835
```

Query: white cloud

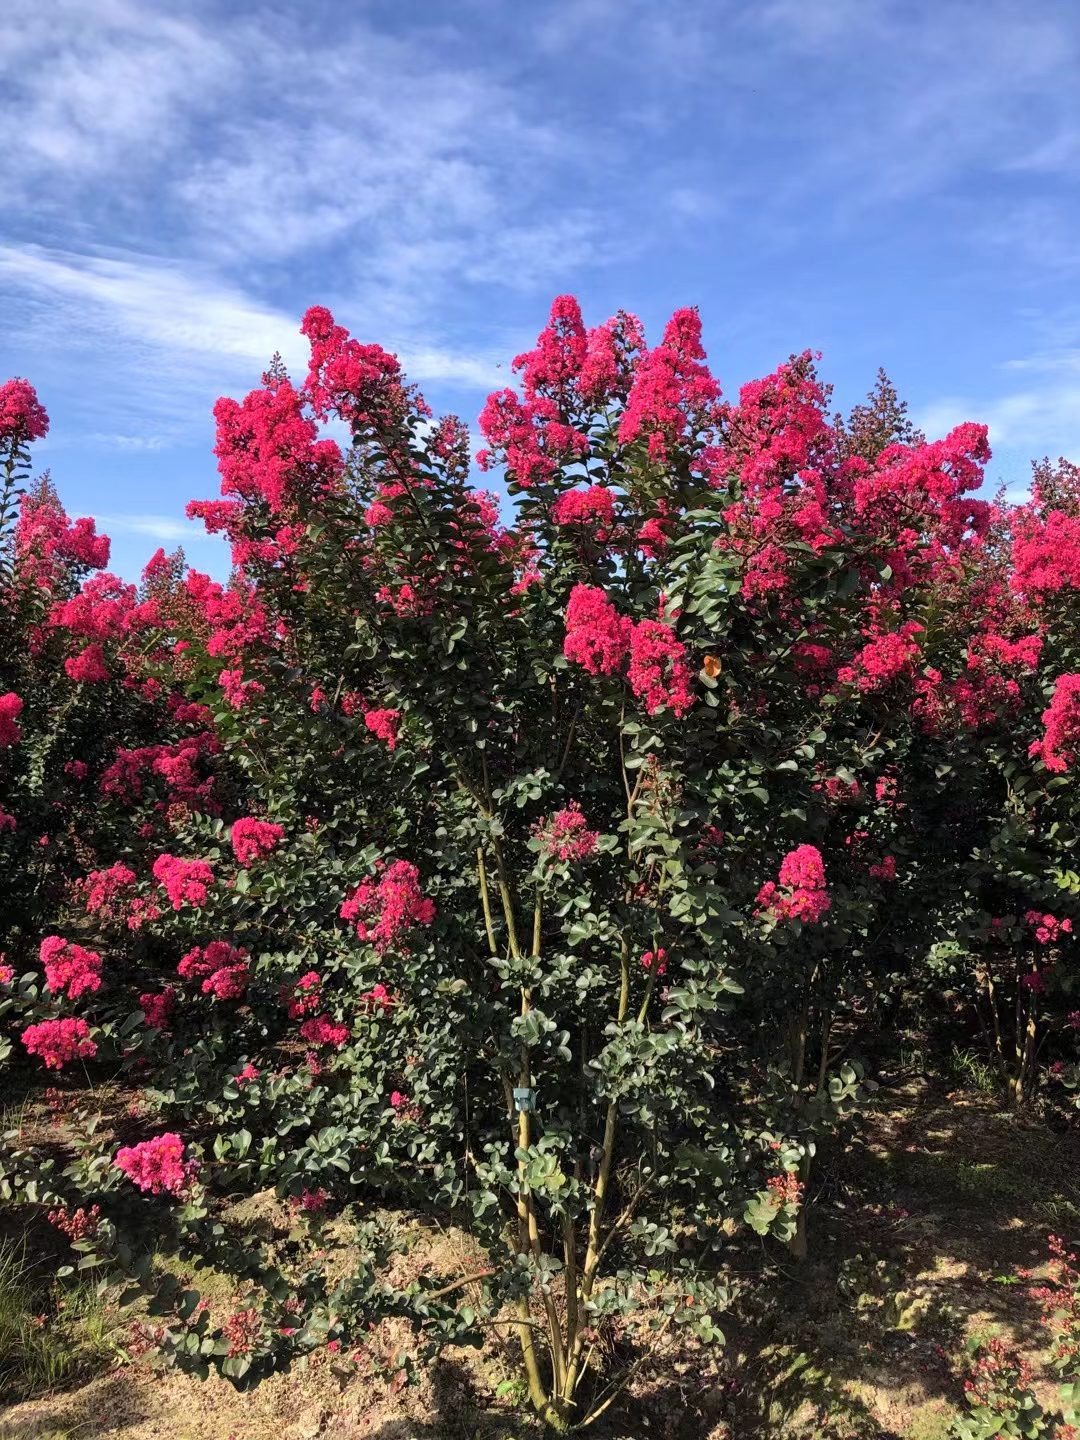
0;244;307;371
0;4;601;302
93;512;224;544
0;1;612;457
89;433;170;452
917;380;1080;458
0;243;508;402
4;0;1080;499
0;0;232;190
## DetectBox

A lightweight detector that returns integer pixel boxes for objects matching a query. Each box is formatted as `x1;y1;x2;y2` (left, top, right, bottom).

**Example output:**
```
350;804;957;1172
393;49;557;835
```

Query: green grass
0;1241;115;1406
947;1047;1003;1098
905;1400;956;1440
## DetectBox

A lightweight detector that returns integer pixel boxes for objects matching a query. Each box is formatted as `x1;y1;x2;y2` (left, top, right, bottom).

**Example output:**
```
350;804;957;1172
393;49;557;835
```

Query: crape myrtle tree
0;382;208;975
914;455;1080;1106
2;296;1080;1429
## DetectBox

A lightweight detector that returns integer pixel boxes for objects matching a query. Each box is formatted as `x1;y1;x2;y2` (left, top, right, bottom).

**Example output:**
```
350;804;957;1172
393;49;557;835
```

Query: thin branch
417;1268;495;1302
577;1313;675;1428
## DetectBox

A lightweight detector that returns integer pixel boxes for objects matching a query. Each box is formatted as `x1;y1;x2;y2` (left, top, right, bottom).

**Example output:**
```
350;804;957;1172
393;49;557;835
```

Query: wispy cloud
918;388;1080;451
90;433;170;452
0;242;510;406
0;244;306;370
0;0;611;451
92;512;225;544
918;352;1080;469
4;0;1080;589
0;1;231;205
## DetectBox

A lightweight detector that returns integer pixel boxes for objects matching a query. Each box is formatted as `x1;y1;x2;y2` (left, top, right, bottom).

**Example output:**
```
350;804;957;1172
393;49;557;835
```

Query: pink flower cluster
154;853;214;910
562;586;694;716
281;971;322;1018
563;585;633;676
478;387;588;490
756;844;831;924
578;309;646;406
627;618;695;717
213;375;343;518
340;860;435;952
0;377;49;443
100;732;217;807
177;941;248;999
15;489;109;589
390;1089;421;1121
641;948;667;975
290;1187;329;1214
126;897;163;932
551;486;616;536
114;1133;199;1196
1025;911;1073;946
299;1013;349;1047
717;354;832;512
79;863;136;921
302;303;422;429
202;963;249;1000
64;643;110;684
364;708;401;750
22;1017;96;1070
490;295;646;426
814;775;860;804
358;982;395;1014
184;570;269;662
219;667;265;710
0;692;23;746
618;308;720;463
513;294;589;404
532;802;600;862
140;988;176;1029
51;570;159;643
1030;673;1080;773
1012;510;1080;598
852;422;991;554
837;623;923;693
231;816;284;867
40;936;103;1000
476;297;608;488
168;693;214;728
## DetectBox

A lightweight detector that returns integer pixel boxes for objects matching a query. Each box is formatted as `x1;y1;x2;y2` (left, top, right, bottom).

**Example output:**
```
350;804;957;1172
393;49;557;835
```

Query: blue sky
4;0;1080;579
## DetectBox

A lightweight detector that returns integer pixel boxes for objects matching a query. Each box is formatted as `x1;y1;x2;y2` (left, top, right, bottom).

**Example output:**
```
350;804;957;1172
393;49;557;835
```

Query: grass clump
0;1241;114;1406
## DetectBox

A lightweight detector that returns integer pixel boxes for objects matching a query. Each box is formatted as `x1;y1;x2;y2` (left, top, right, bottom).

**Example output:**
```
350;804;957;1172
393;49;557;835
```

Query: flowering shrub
952;1337;1054;1439
5;296;1080;1423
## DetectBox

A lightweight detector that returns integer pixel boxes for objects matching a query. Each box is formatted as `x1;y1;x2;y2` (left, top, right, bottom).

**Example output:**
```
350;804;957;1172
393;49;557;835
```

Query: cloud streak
93;512;225;544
